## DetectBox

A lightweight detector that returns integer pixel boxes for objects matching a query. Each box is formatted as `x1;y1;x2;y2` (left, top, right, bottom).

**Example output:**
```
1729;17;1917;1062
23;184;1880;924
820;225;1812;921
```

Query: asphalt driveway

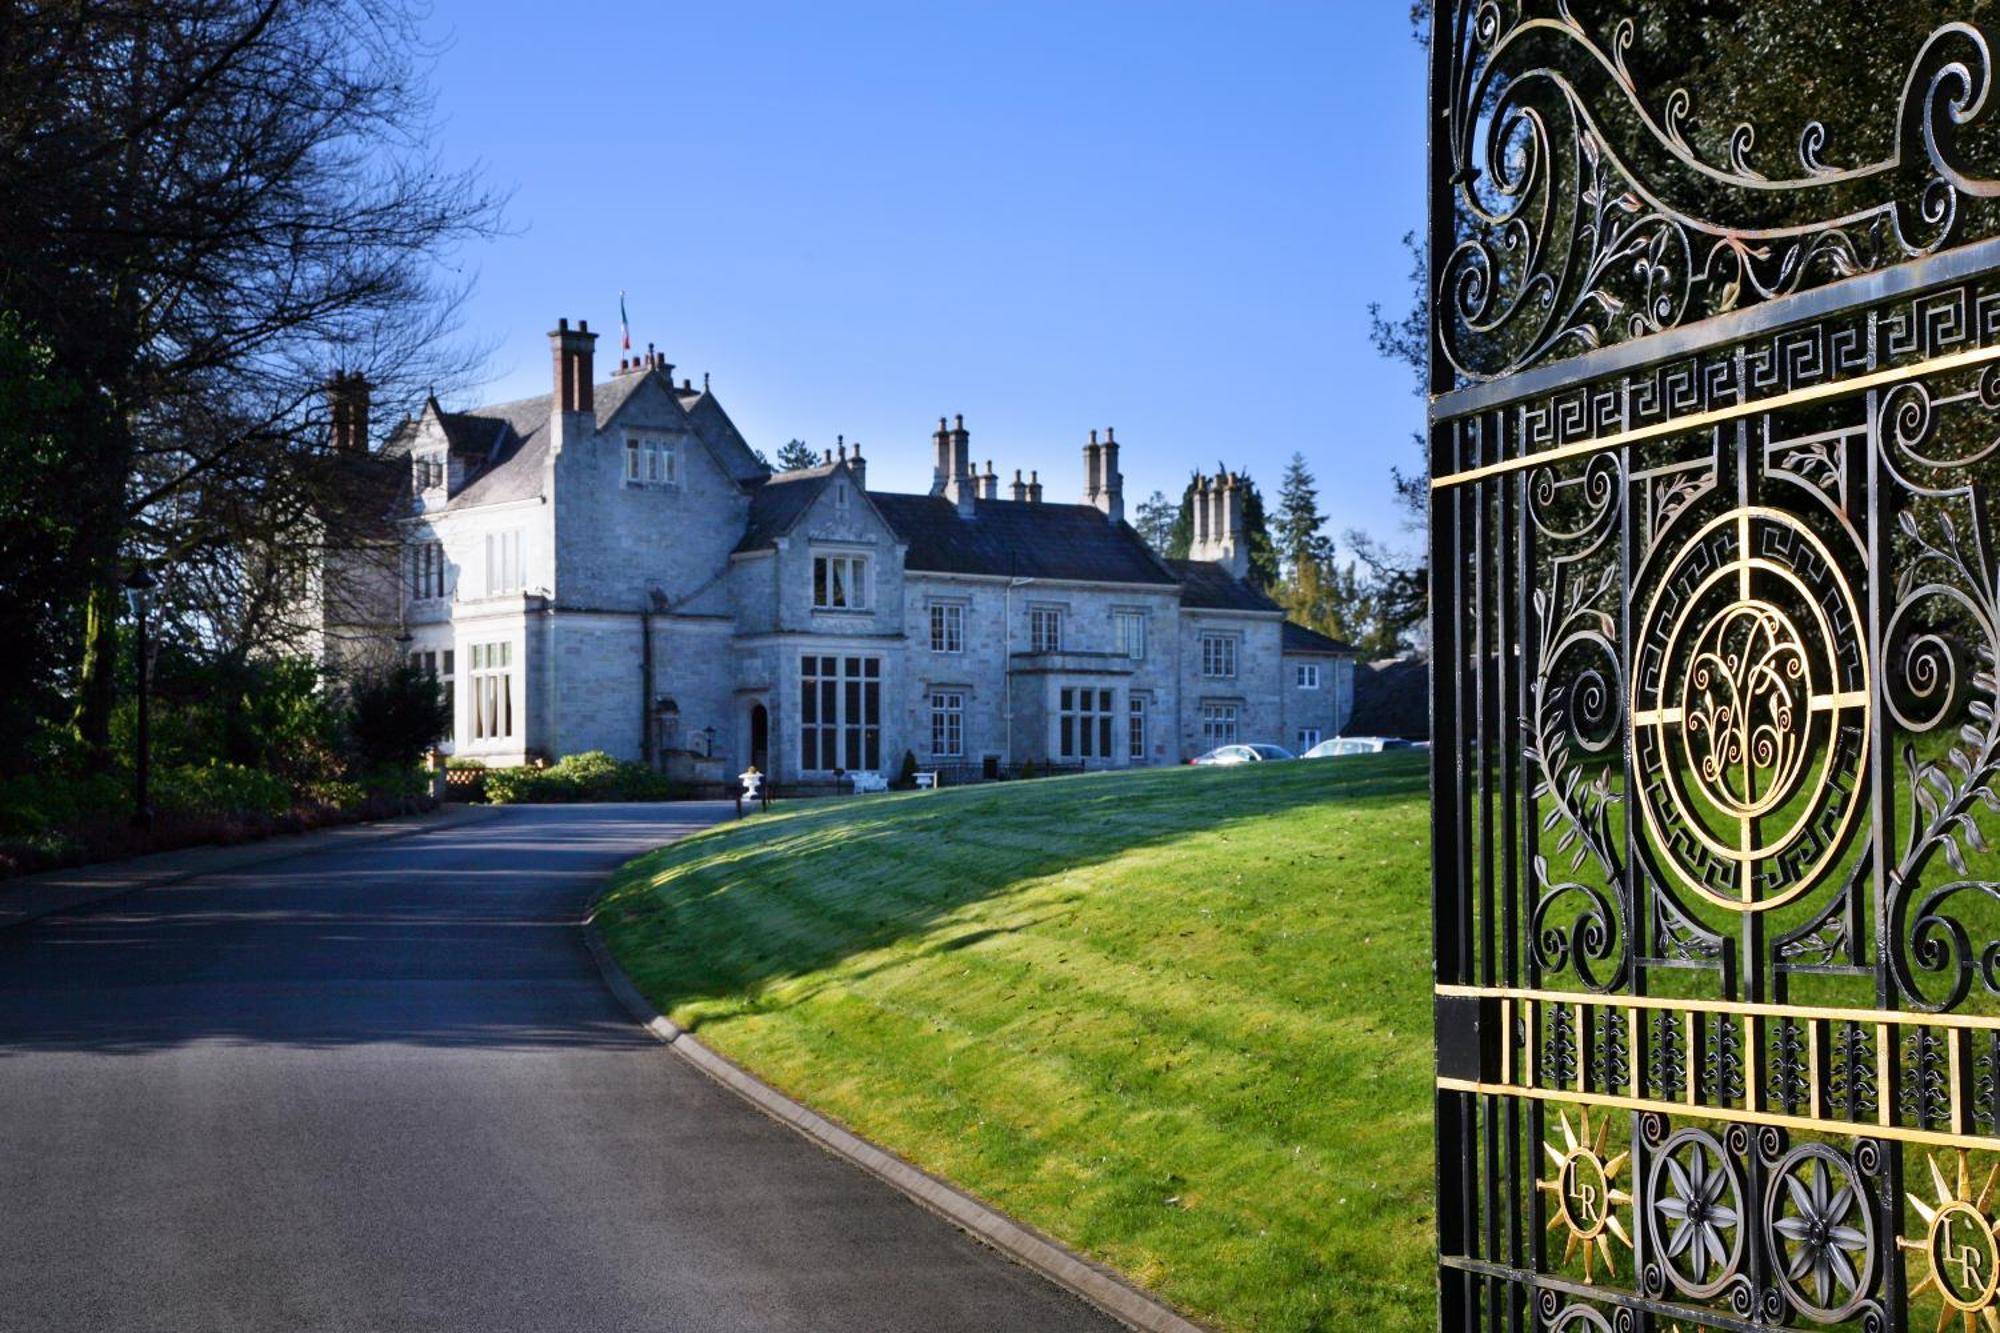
0;803;1115;1332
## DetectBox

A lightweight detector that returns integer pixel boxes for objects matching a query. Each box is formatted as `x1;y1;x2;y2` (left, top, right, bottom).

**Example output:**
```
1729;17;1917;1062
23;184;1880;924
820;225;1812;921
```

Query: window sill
812;606;873;615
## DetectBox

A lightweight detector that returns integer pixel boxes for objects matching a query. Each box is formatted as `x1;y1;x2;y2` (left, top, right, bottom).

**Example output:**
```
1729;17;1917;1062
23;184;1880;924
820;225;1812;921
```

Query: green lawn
596;754;1435;1332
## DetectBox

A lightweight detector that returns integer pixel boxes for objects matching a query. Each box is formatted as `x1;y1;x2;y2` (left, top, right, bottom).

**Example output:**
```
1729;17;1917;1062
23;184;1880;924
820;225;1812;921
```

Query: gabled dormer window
412;454;445;494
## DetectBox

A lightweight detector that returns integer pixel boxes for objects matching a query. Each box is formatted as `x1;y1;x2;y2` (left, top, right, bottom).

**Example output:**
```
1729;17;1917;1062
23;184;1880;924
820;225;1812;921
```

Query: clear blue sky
421;1;1427;549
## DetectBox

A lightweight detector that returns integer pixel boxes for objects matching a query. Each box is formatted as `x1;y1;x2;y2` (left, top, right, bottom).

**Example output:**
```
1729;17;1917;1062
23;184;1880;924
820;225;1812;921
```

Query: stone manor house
320;318;1355;783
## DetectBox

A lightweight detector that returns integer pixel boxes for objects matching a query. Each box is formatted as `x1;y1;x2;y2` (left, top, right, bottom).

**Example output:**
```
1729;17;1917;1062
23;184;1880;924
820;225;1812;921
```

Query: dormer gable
406;395;509;502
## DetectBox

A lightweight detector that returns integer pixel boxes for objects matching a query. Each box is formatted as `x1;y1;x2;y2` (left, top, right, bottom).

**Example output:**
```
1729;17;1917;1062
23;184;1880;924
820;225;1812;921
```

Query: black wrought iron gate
1429;6;2000;1330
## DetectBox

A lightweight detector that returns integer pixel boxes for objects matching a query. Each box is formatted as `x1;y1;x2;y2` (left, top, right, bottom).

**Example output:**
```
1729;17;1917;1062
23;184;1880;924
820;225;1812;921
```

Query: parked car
1301;735;1419;759
1189;743;1296;766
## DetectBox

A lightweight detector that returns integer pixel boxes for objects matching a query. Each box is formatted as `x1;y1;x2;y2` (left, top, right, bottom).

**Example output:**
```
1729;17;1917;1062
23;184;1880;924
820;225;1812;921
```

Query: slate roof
1346;655;1431;740
1167;559;1281;612
433;392;553;510
1281;621;1356;656
870;494;1179;585
737;467;839;552
388;367;769;513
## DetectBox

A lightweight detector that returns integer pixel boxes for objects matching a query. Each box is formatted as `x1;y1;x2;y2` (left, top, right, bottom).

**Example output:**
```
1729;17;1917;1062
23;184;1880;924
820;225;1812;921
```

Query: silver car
1190;743;1296;766
1301;736;1419;759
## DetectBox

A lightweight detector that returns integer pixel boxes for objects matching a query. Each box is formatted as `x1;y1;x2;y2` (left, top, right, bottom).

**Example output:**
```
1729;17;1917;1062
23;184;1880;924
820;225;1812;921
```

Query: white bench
849;771;889;794
913;771;938;790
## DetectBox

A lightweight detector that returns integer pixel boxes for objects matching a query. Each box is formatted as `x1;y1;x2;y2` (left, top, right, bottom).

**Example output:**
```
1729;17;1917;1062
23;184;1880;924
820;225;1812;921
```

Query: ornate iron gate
1430;6;2000;1330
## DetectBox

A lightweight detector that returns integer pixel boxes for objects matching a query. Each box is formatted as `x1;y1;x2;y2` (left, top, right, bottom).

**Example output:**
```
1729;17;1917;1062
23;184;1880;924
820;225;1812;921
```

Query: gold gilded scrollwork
1630;506;1870;911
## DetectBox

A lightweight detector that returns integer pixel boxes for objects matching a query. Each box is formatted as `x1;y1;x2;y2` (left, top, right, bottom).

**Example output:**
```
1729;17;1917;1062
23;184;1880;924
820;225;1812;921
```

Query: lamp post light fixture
122;566;159;833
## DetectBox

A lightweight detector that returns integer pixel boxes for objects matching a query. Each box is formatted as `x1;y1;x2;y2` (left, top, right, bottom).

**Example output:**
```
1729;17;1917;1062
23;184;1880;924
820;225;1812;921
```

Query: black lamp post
122;566;158;832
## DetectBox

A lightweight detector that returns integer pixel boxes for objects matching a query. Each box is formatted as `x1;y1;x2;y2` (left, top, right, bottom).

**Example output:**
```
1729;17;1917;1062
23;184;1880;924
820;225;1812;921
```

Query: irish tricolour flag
619;292;631;351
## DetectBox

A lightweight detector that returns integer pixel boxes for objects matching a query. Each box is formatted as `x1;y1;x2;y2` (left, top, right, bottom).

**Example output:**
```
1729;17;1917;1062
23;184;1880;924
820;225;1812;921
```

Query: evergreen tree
774;438;820;472
1132;490;1176;555
1167;471;1198;559
1274;452;1334;574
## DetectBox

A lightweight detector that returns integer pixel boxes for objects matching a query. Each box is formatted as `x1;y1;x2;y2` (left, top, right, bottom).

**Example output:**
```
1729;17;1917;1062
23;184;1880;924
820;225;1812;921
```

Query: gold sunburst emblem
1904;1152;2000;1332
1538;1108;1633;1283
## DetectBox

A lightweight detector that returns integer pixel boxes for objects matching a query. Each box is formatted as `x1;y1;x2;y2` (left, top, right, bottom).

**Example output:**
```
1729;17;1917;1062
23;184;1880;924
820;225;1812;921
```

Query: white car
1190;743;1296;766
1301;736;1420;759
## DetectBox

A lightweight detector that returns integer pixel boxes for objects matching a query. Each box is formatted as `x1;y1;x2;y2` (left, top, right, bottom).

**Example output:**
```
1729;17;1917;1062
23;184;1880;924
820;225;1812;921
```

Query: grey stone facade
327;321;1355;778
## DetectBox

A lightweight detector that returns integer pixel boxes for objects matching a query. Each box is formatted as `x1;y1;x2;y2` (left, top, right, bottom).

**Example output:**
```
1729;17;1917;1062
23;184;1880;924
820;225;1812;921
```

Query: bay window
800;655;881;771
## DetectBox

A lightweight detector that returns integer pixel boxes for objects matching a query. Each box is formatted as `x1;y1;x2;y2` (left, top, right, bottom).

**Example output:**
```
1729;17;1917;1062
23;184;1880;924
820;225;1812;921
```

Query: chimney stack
979;459;999;501
1028;470;1043;503
549;317;598;452
1218;474;1247;578
1083;429;1102;505
1092;426;1123;524
847;440;866;490
1188;471;1248;579
930;417;951;496
327;370;371;453
950;414;974;510
1009;468;1028;502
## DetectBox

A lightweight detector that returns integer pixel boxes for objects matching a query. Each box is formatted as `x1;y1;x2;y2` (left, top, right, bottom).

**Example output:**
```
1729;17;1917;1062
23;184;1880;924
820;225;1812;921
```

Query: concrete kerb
580;915;1211;1333
0;803;507;929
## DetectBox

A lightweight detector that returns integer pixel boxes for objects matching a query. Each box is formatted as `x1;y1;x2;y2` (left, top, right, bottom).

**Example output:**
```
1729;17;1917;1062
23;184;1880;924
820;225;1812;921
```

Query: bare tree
0;0;502;768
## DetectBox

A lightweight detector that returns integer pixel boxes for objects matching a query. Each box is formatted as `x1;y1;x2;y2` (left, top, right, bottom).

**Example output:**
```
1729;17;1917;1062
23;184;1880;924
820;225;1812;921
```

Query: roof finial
703;371;710;391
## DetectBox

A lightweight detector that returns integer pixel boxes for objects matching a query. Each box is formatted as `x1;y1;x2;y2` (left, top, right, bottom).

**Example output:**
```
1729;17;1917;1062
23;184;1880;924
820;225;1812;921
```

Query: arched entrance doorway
749;703;769;773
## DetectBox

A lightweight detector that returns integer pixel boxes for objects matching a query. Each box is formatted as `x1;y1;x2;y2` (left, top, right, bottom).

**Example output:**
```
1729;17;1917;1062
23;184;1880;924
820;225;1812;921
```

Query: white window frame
625;433;680;487
1296;662;1322;690
483;530;522;597
930;602;965;653
1128;695;1148;761
812;553;869;610
1200;633;1237;679
799;655;882;772
469;641;514;742
929;691;965;758
1029;606;1064;654
1201;702;1240;747
1113;609;1147;659
409;541;446;601
1058;686;1115;760
1298;727;1323;751
410;647;457;743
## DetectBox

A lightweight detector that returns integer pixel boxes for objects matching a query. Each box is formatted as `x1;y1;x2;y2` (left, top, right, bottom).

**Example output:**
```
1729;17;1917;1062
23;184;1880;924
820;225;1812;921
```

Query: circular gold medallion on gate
1629;507;1869;913
1930;1200;2000;1311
